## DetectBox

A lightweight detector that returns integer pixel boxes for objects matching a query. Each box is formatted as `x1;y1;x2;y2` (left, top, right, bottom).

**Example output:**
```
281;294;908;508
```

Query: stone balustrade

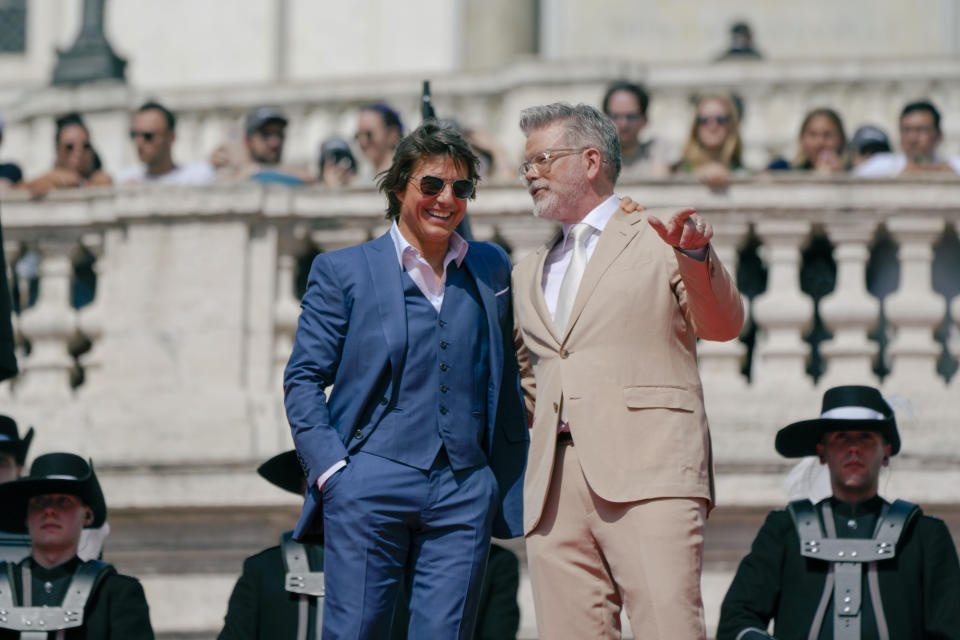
2;176;959;637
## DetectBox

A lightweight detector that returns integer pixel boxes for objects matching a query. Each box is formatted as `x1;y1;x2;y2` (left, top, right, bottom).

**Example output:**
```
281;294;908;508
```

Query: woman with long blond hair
672;93;744;189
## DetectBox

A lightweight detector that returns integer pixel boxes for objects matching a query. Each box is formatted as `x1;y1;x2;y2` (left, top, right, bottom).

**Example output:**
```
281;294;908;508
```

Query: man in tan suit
513;102;744;639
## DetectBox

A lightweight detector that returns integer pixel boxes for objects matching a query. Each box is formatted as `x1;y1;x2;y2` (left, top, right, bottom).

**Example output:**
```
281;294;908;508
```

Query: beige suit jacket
513;203;745;534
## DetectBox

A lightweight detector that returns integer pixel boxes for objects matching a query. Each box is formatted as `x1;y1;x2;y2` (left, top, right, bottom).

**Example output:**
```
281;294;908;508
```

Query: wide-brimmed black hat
775;385;900;458
257;450;305;496
0;415;34;466
0;453;107;534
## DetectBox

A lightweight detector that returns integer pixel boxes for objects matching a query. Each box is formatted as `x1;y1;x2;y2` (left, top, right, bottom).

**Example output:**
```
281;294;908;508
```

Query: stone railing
2;175;958;502
3;56;960;178
3;176;959;637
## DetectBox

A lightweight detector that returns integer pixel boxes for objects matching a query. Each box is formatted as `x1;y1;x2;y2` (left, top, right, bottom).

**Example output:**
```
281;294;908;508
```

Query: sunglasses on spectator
411;175;475;199
696;115;731;126
608;113;640;123
63;142;93;153
129;130;159;142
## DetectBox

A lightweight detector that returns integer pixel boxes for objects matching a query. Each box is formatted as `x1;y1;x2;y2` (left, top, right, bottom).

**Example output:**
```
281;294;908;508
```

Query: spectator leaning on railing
855;99;960;176
601;80;669;180
769;108;848;173
671;93;746;191
116;101;215;186
19;113;112;198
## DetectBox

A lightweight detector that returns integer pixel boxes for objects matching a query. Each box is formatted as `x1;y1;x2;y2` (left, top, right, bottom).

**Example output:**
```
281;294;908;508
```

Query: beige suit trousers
527;442;707;639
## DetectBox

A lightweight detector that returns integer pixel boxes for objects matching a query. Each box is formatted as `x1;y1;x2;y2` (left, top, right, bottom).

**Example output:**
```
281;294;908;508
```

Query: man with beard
718;385;960;639
511;102;744;639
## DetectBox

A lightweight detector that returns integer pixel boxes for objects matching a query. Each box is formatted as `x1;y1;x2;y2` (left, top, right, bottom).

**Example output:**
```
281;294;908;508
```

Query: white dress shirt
316;223;469;489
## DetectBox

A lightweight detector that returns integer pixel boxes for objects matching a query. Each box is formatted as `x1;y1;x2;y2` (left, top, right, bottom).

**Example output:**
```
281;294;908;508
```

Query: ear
83;507;94;527
815;442;826;464
584;148;604;180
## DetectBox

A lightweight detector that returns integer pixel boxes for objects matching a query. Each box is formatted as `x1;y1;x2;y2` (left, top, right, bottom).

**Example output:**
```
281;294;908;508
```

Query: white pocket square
495;287;510;297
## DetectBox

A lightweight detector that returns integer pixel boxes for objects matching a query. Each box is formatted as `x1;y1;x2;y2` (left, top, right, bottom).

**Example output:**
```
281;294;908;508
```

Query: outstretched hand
647;208;713;250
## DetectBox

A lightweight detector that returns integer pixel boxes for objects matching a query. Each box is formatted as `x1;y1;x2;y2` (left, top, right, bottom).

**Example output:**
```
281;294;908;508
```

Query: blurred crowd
0;19;957;202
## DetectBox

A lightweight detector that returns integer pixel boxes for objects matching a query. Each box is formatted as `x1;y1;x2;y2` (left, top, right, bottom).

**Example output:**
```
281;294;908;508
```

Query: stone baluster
952;219;960;393
750;220;815;390
272;225;312;388
818;219;880;387
883;216;946;391
74;232;106;390
698;218;749;390
15;237;80;397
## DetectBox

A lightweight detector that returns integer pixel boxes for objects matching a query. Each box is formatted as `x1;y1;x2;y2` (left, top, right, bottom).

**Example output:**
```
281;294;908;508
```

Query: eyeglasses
411;175;475;199
607;113;640;123
518;147;587;177
355;130;375;143
696;115;731;126
28;495;82;512
129;130;158;142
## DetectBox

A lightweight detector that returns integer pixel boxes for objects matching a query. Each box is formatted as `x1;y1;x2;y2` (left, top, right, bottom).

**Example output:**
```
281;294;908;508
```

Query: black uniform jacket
218;543;324;640
717;496;960;640
0;556;154;639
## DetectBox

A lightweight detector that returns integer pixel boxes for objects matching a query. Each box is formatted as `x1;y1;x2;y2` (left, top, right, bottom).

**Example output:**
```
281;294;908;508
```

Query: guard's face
0;452;20;483
817;430;890;500
26;493;92;551
395;154;468;256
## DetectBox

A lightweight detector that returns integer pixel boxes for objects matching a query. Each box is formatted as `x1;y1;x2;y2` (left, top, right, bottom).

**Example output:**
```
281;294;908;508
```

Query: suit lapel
562;206;645;339
463;246;504;434
363;233;406;389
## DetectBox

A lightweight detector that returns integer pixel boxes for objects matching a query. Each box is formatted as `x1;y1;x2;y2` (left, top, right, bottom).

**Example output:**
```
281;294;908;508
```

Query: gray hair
519;102;621;184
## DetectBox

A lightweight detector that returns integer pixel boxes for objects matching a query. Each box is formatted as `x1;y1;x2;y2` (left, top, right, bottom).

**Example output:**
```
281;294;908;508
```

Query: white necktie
554;223;590;334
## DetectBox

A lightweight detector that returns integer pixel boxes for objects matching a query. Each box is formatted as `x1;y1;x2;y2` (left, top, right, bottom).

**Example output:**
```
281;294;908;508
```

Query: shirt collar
388;221;469;270
560;194;621;242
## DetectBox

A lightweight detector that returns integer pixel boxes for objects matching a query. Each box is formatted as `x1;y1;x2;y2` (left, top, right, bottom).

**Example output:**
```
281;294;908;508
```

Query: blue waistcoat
360;261;491;471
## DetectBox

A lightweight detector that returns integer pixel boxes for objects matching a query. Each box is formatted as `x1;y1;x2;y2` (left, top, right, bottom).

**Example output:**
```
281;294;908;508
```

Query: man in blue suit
284;121;528;639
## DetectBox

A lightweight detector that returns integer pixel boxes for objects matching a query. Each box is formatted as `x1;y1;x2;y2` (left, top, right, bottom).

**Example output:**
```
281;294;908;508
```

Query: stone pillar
16;238;79;397
949;219;960;393
698;219;748;390
884;216;946;391
750;220;814;389
818;220;880;387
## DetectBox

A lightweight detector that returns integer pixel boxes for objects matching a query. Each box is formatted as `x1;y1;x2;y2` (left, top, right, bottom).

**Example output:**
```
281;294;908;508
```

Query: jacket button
439;406;448;415
560;350;570;359
440;341;448;349
440;384;448;393
438;319;446;327
353;430;363;439
379;397;387;405
440;363;448;371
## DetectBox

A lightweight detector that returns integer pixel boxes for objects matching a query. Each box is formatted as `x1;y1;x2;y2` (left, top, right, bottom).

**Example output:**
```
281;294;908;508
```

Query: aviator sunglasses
411;175;475;199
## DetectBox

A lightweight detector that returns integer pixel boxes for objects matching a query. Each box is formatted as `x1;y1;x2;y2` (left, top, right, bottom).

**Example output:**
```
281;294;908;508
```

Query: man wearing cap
848;126;892;169
717;385;960;640
211;106;311;185
0;452;154;638
285;121;527;639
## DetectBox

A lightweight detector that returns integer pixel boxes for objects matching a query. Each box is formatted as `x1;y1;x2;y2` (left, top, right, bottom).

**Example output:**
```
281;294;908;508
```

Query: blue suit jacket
284;231;528;543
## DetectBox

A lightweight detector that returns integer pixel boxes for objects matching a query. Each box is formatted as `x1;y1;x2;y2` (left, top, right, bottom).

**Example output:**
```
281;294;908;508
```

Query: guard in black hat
218;450;326;640
0;452;154;639
717;385;960;639
0;415;32;483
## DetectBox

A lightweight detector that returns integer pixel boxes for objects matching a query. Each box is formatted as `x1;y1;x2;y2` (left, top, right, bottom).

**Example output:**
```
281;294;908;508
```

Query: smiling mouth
426;210;454;220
